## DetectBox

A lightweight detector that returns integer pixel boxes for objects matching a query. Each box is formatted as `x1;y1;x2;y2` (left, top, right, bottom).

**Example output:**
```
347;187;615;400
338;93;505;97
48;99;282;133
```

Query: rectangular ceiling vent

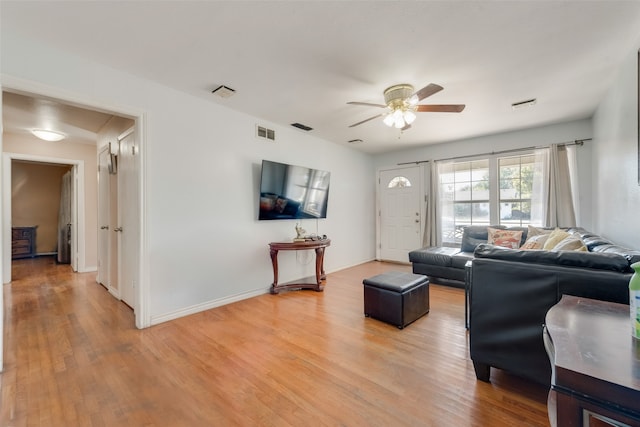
291;123;313;132
256;125;275;141
511;98;537;110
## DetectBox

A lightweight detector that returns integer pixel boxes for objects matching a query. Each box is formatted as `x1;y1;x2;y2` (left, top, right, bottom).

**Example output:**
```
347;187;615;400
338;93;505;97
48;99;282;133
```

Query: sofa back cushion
474;243;631;272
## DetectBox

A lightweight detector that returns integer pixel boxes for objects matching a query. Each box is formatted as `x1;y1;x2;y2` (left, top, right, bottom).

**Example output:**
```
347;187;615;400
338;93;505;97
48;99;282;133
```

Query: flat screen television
259;160;330;220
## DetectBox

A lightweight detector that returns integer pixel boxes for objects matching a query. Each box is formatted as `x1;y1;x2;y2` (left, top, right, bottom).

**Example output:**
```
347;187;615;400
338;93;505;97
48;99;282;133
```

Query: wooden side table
12;226;37;259
268;239;331;294
545;295;640;427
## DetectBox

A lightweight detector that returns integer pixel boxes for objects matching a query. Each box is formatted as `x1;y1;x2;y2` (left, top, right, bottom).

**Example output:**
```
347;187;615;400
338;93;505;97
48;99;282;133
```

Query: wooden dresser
12;226;37;259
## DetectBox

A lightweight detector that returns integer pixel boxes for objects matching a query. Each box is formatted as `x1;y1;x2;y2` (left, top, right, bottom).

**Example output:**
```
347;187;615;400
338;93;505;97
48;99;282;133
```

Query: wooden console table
268;239;330;294
544;295;640;427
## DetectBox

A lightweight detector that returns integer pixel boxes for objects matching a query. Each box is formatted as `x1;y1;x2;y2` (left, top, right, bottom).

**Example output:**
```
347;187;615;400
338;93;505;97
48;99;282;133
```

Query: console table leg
315;247;325;291
270;248;279;294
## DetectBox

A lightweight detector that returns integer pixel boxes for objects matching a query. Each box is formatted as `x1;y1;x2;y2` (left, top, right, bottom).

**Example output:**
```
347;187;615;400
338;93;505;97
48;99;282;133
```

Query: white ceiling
2;1;640;154
2;91;115;146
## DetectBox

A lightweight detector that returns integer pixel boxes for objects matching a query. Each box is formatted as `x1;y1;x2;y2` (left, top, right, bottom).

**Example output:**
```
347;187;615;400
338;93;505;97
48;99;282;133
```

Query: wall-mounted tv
259;160;330;220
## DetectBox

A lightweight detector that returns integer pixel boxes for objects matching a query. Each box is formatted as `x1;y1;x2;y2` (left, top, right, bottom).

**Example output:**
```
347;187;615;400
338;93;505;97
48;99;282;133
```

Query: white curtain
566;144;581;225
423;161;439;247
530;149;549;226
544;144;577;228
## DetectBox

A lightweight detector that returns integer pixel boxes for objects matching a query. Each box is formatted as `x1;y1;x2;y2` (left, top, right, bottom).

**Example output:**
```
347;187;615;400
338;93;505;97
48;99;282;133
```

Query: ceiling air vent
256;125;275;141
291;123;313;131
211;85;236;98
348;139;363;144
511;98;537;110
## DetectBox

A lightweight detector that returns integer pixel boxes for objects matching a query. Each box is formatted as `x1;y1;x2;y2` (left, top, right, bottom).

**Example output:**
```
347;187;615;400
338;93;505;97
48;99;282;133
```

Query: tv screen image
259;160;330;220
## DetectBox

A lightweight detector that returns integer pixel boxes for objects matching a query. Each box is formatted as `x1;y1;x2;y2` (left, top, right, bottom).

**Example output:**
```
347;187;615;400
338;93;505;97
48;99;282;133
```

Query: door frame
376;164;426;261
2;154;84;279
0;76;149;374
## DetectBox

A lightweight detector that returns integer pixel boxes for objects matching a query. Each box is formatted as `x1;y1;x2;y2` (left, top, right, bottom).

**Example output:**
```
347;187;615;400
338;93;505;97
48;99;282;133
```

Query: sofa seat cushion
451;252;474;269
408;246;460;267
474;243;631;272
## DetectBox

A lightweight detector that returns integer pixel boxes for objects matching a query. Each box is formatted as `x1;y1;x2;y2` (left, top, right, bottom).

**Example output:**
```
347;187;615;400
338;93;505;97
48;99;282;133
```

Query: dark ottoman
363;271;430;329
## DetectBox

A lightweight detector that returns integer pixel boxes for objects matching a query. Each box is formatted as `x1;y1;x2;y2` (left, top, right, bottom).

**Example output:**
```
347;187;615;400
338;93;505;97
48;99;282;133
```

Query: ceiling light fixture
30;129;66;142
382;84;418;129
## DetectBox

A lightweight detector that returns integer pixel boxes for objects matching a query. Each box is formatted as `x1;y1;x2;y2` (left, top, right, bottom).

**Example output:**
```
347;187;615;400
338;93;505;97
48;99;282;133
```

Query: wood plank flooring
1;256;550;426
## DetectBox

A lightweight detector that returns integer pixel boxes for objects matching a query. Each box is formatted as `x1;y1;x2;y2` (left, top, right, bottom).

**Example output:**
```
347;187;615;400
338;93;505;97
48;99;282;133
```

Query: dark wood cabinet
12;226;37;259
545;295;640;427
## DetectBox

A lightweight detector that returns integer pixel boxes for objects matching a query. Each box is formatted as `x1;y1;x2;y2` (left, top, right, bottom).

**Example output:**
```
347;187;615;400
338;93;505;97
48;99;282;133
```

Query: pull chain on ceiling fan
347;83;465;130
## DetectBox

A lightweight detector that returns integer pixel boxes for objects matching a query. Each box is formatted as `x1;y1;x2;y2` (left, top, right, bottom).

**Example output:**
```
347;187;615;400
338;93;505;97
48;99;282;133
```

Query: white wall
592;46;640;250
1;31;376;324
373;119;594;230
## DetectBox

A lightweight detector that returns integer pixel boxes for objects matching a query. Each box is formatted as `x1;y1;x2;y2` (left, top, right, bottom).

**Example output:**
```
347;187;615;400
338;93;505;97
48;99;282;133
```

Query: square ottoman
363;271;430;329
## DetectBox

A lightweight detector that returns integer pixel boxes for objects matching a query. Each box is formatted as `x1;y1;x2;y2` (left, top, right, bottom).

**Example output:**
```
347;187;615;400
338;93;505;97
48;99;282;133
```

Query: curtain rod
397;138;591;166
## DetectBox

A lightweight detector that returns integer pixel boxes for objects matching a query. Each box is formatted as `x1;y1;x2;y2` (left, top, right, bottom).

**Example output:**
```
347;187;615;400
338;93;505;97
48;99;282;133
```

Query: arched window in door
387;176;412;188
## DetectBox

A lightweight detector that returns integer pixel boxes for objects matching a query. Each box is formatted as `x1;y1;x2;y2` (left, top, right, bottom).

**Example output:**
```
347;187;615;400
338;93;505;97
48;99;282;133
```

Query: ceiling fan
347;83;465;130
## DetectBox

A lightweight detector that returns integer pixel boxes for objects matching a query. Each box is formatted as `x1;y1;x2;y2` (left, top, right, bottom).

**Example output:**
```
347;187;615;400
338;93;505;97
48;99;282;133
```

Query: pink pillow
488;227;523;249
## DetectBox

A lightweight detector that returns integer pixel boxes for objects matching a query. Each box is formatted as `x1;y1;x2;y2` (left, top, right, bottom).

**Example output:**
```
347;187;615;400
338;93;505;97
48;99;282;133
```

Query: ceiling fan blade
413;84;443;101
347;101;387;108
416;104;466;113
349;114;383;128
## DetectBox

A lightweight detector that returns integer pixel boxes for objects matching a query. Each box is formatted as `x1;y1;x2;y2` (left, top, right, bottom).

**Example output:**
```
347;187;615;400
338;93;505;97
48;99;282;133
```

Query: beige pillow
527;225;553;238
542;229;570;250
521;234;550;250
488;227;523;249
551;236;587;252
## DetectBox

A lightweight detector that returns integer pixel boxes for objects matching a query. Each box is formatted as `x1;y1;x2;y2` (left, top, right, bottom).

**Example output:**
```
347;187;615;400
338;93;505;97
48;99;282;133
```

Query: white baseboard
146;259;377;327
149;286;271;326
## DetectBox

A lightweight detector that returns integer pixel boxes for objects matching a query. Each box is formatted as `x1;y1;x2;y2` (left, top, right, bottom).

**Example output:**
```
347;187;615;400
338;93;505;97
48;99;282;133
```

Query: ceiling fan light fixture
404;110;416;125
383;114;395;127
31;129;66;142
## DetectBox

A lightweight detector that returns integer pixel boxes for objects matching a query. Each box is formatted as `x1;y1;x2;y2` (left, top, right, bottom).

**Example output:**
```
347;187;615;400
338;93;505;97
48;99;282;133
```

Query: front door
379;166;422;263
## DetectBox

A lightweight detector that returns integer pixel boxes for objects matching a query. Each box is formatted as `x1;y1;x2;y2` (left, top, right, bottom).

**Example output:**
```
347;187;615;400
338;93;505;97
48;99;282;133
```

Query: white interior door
97;148;110;287
379;166;422;263
118;129;138;309
70;166;78;272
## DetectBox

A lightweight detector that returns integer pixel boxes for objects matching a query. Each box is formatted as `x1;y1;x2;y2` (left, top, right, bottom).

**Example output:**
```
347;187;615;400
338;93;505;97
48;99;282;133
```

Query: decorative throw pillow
551;236;588;252
542;229;570;250
527;225;553;238
487;227;523;249
521;234;550;250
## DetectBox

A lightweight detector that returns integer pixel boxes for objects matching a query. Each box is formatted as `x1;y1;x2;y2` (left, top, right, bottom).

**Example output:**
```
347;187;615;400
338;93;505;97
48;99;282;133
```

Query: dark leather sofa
408;225;527;287
409;225;640;386
469;232;640;386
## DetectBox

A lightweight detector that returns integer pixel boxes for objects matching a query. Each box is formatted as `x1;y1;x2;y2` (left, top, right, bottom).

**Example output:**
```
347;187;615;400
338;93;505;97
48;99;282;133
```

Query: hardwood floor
1;257;550;426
